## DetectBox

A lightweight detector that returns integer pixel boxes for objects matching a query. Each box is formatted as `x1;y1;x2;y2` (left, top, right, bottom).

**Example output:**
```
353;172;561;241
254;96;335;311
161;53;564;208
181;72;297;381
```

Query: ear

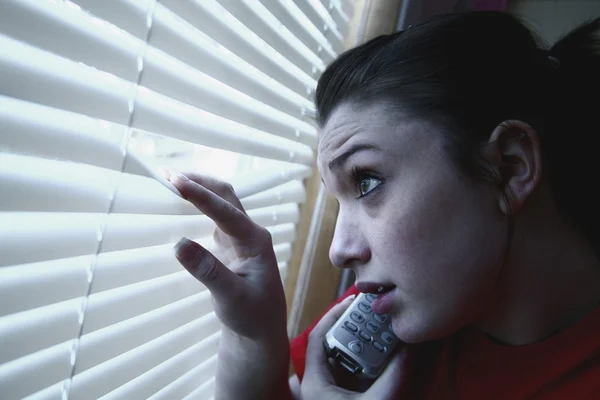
484;120;543;215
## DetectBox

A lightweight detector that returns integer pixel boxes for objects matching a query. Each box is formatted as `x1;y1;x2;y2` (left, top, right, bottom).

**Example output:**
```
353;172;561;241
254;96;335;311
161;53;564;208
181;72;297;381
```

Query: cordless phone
323;293;400;380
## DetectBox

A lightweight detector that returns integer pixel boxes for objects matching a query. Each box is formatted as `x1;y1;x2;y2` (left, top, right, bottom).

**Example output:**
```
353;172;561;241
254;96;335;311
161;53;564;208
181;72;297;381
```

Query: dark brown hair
315;11;600;252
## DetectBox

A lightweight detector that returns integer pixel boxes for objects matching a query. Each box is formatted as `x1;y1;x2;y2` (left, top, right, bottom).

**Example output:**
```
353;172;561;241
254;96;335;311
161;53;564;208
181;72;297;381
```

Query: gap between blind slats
0;204;298;266
159;0;316;95
0;246;290;364
259;0;336;60
102;343;219;400
0;153;307;215
0;35;315;164
69;313;222;400
1;0;319;145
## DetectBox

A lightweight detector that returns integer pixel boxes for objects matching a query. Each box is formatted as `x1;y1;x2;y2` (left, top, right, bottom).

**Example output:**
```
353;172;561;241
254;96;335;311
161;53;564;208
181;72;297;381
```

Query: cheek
373;173;507;339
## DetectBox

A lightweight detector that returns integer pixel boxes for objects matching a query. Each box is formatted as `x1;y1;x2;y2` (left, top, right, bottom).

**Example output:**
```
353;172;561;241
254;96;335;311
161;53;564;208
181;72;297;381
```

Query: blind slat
0;0;351;396
92;224;295;295
0;0;141;83
0;224;294;318
143;47;318;147
74;0;315;116
0;299;81;364
92;224;294;295
69;313;221;400
0;0;318;147
85;242;291;335
295;0;344;46
0;340;73;400
0;204;298;266
76;290;213;373
260;0;336;60
218;0;324;73
70;0;151;40
84;271;204;335
0;165;303;217
151;2;315;117
241;180;306;210
159;0;315;96
0;256;90;317
0;35;315;164
102;342;218;400
85;242;290;335
0;34;133;125
182;378;216;400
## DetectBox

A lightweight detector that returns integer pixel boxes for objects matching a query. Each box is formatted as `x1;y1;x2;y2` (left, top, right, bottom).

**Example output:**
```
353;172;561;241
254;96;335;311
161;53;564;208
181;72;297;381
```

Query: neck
475;198;600;346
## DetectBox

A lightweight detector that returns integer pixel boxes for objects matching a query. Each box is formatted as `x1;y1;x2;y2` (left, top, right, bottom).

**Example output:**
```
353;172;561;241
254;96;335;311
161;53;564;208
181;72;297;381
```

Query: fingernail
174;237;197;262
346;294;357;302
169;171;189;183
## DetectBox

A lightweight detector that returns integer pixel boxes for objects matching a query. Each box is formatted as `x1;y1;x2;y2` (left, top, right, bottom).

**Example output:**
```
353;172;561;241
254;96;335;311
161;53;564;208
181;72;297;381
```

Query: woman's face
318;102;508;343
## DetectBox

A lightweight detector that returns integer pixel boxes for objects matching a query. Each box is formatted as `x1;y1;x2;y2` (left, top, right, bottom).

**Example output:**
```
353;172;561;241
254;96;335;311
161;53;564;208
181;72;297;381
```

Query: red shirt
290;286;600;399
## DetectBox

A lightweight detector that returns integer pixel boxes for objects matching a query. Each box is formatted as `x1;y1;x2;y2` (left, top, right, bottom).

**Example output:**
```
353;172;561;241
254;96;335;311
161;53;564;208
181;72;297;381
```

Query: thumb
365;345;411;398
173;237;242;300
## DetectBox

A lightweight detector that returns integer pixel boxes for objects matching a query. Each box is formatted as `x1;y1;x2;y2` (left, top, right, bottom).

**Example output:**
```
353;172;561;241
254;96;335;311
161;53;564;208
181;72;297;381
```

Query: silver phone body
323;292;400;380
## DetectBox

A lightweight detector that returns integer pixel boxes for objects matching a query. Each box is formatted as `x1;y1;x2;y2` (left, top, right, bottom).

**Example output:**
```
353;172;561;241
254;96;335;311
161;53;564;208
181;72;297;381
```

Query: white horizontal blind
0;0;352;399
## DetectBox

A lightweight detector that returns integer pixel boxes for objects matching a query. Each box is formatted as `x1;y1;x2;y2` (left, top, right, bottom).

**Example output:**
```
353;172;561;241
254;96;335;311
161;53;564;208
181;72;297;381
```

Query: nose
329;209;371;269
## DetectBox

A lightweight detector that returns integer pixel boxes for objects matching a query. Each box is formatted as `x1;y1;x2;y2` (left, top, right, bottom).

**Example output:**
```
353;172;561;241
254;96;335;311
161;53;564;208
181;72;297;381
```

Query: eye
358;176;382;197
351;166;382;198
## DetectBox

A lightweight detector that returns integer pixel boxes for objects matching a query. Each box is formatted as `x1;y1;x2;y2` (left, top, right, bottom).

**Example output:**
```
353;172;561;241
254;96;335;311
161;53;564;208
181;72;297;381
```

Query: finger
366;346;411;398
304;294;357;386
169;173;267;255
182;172;247;215
173;237;244;300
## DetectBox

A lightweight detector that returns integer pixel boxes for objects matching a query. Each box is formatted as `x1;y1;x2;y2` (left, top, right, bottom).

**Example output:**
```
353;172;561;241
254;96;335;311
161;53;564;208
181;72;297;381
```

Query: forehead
318;102;393;158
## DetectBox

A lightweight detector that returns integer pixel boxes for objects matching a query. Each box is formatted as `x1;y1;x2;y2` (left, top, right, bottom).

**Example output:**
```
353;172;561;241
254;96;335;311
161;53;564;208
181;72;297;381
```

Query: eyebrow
328;143;380;172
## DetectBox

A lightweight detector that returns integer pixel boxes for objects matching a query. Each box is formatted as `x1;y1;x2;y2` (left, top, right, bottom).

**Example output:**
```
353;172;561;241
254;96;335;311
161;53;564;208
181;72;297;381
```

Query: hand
301;296;411;400
168;171;287;342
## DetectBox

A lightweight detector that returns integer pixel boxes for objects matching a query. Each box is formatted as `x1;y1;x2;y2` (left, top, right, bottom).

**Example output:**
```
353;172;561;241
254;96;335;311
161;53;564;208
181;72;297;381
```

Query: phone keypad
381;332;395;345
358;302;372;313
374;314;388;323
366;321;380;333
344;321;358;332
366;293;378;302
350;311;365;324
349;341;363;354
372;341;385;352
336;294;399;363
358;330;372;342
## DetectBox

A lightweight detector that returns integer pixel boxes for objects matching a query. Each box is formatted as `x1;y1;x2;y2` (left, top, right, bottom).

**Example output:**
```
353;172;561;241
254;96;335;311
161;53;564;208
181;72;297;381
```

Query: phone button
344;321;358;332
381;332;395;345
372;341;385;352
358;302;372;314
351;312;365;324
358;331;371;342
349;341;363;354
366;293;378;302
366;321;379;333
373;314;388;323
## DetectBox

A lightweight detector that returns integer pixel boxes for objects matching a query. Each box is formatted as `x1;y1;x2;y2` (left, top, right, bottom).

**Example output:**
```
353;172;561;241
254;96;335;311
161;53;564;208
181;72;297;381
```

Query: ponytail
543;18;600;255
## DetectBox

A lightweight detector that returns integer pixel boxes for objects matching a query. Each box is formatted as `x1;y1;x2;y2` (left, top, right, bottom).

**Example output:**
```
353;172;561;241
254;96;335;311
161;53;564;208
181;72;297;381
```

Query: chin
390;312;455;344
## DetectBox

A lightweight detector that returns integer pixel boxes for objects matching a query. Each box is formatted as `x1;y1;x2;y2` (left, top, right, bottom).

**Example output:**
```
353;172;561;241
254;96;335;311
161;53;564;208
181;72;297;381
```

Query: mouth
355;281;395;295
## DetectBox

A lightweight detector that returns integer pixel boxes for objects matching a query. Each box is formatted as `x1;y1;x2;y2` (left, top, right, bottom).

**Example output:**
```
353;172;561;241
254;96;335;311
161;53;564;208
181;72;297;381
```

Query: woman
169;11;600;399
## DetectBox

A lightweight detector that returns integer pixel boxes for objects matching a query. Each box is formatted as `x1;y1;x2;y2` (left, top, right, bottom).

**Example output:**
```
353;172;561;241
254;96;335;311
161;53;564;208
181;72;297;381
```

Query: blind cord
62;1;158;398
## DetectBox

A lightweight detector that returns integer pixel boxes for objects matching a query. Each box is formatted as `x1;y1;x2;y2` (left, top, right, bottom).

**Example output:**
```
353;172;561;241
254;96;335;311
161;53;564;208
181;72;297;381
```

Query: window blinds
0;0;352;399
